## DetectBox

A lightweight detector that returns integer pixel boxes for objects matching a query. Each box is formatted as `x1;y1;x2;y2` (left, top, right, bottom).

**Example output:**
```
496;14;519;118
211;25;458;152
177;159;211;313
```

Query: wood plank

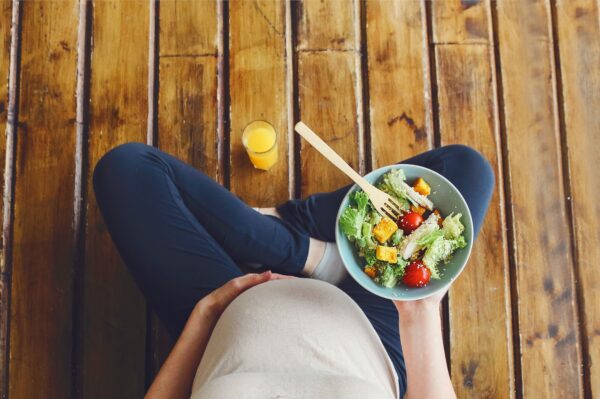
0;0;13;396
159;1;219;173
159;0;218;57
365;0;432;168
432;1;514;397
82;1;149;397
298;51;360;196
8;1;79;397
496;1;583;397
297;0;355;51
554;0;600;396
435;44;513;398
297;0;361;196
229;0;289;205
153;0;220;379
431;0;490;44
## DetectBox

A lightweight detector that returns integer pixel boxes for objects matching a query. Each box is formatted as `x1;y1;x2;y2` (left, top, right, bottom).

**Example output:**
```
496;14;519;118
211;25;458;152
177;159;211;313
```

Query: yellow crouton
373;218;398;243
413;177;431;196
410;204;426;215
376;246;398;263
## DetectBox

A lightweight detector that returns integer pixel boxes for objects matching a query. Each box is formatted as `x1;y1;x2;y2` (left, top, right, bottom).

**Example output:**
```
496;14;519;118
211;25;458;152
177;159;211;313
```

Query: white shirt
191;279;399;399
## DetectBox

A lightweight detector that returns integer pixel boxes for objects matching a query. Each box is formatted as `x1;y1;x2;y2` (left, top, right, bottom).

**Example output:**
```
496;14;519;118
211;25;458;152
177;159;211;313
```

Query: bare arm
145;271;290;399
395;293;456;399
145;302;218;399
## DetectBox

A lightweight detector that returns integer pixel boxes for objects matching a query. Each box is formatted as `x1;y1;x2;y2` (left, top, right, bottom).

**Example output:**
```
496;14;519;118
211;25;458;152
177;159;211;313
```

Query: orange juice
242;121;278;170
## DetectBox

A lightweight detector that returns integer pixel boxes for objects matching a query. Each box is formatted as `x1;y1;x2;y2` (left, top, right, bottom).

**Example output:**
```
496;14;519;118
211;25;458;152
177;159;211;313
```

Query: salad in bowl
335;165;473;301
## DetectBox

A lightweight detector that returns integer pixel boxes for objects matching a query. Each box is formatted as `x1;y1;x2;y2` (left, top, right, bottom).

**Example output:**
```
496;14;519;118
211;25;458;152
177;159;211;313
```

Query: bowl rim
334;163;474;301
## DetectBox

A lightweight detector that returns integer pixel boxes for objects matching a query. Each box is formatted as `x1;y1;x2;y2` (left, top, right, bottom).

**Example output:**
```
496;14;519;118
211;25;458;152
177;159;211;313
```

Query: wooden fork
294;121;403;221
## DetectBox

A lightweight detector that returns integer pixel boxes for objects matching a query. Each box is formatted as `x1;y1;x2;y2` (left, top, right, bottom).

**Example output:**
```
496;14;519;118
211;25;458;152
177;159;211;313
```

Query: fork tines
380;197;402;220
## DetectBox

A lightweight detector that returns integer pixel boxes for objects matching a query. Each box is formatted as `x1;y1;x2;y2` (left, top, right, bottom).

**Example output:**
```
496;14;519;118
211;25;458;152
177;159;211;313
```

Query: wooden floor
0;0;598;398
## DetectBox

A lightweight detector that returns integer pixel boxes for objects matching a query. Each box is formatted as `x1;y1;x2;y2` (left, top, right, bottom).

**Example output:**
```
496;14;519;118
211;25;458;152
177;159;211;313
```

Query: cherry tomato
402;260;431;288
398;211;424;233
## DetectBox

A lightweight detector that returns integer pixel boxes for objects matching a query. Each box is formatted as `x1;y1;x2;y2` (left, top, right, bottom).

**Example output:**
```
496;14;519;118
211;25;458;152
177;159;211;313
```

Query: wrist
395;300;440;321
191;298;221;324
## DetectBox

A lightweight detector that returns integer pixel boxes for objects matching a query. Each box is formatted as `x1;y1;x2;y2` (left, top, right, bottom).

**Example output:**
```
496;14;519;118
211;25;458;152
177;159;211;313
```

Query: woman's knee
93;142;153;196
441;144;495;191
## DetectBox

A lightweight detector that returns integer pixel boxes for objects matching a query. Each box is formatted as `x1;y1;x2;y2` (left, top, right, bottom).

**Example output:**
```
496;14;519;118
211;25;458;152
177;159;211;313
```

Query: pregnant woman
93;142;493;399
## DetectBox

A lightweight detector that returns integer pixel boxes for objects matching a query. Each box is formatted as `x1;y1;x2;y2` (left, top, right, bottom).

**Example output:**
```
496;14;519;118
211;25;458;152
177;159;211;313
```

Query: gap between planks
220;0;231;189
159;53;218;58
1;1;21;397
71;0;94;397
486;0;517;396
489;1;524;397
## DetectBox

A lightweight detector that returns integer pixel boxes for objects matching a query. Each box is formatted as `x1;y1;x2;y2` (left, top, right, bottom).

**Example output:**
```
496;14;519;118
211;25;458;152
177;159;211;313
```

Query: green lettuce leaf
352;191;369;213
376;258;409;288
442;212;465;239
339;206;364;240
340;191;372;242
356;222;377;250
391;229;404;245
416;229;445;248
422;235;468;279
378;264;399;288
377;170;411;210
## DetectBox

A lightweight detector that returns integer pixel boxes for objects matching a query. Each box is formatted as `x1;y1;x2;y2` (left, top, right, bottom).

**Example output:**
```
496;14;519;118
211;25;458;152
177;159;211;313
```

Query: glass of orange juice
242;120;278;171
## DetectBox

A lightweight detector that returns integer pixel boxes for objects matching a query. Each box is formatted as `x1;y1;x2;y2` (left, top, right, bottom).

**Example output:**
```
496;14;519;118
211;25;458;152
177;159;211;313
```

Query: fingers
202;271;295;316
228;271;271;292
269;272;295;280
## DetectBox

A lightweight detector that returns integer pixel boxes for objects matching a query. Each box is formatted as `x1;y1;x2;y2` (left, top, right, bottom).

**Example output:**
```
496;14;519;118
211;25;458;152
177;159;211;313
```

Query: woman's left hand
196;271;292;319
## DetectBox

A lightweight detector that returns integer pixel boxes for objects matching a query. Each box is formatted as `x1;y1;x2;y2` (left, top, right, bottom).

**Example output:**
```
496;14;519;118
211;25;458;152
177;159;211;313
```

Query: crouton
433;209;444;226
376;246;398;263
410;204;426;215
413;177;431;196
364;266;377;279
373;218;399;243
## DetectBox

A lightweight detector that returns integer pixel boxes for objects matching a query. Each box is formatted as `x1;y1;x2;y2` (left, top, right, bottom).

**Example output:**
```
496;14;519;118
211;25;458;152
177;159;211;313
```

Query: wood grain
8;1;78;398
153;0;220;379
297;51;360;196
365;0;432;167
159;0;218;56
229;0;290;205
496;0;583;397
297;0;361;196
82;1;149;397
0;2;12;394
431;0;490;44
435;44;513;398
554;0;600;396
297;0;355;51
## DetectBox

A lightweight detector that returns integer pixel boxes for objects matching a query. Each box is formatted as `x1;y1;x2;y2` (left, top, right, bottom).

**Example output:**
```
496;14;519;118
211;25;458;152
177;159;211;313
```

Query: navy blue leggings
93;142;494;396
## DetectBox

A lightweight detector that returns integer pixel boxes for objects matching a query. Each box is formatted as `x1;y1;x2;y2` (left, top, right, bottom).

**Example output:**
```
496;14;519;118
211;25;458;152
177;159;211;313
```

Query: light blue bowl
335;164;473;301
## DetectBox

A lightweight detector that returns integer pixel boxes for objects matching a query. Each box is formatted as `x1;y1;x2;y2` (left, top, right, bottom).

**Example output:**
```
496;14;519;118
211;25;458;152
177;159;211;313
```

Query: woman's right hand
195;271;292;319
393;288;457;399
